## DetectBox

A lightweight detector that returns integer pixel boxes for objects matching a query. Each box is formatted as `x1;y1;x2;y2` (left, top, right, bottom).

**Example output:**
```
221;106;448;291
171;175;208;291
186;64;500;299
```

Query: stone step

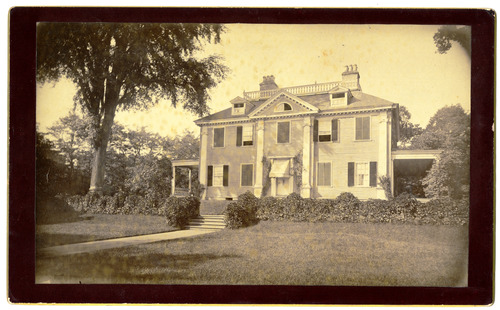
186;215;226;230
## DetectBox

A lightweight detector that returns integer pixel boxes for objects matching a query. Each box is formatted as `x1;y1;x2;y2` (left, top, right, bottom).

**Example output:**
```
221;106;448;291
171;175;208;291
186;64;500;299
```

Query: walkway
38;228;220;258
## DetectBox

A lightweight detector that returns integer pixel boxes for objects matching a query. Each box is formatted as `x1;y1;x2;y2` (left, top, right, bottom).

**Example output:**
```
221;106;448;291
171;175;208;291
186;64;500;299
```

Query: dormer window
274;102;293;112
232;103;245;115
330;91;350;106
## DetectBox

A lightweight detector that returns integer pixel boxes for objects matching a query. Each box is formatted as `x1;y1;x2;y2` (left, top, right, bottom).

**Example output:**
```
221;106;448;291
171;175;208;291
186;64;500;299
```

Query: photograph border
8;7;494;305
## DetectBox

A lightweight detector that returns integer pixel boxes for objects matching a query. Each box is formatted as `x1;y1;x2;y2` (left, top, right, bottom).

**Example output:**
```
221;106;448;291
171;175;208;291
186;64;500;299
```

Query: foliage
224;191;260;229
411;105;470;199
160;196;200;228
261;156;272;198
252;192;468;226
291;151;303;191
433;25;471;57
378;175;393;200
37;23;227;191
397;105;423;148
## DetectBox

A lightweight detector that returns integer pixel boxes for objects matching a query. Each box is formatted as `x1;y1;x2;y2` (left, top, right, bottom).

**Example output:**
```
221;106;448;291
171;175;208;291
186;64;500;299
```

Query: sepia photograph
9;7;494;305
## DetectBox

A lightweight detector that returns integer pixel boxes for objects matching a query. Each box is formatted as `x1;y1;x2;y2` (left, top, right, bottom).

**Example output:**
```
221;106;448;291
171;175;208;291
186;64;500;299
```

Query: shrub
255;196;281;221
161;196;200;228
238;191;259;224
224;202;250;229
332;192;361;222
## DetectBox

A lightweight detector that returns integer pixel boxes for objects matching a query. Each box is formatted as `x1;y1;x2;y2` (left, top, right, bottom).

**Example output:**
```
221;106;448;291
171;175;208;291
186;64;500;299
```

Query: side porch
171;159;199;197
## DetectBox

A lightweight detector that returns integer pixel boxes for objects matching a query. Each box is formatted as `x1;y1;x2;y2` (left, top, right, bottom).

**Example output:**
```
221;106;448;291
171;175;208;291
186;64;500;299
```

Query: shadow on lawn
36;194;89;225
37;251;241;284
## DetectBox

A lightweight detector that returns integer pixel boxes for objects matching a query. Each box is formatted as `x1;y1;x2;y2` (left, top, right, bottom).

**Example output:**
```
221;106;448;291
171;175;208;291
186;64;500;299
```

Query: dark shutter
363;117;370;140
313;119;318;142
332;119;338;142
223;165;229;186
348;162;354;187
355;117;362;140
207;165;213;187
236;126;243;146
369;162;377;187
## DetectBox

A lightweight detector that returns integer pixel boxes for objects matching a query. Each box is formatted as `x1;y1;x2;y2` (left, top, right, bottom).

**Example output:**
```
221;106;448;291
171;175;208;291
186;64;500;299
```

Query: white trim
240;163;254;187
354;115;371;141
232;102;246;116
212;126;225;148
317;161;332;187
276;120;291;144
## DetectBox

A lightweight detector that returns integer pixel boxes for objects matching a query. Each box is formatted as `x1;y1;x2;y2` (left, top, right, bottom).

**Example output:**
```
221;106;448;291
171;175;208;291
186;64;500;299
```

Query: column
301;116;312;198
254;120;265;197
377;112;389;199
188;168;192;193
171;164;176;196
199;126;209;200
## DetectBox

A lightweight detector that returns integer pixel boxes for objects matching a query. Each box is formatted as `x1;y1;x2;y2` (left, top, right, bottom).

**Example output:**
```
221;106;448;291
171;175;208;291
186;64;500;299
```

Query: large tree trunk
89;103;117;193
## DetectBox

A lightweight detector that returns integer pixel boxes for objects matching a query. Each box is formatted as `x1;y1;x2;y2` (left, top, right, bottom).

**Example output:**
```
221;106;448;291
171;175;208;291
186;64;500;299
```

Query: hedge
65;193;200;228
225;192;469;229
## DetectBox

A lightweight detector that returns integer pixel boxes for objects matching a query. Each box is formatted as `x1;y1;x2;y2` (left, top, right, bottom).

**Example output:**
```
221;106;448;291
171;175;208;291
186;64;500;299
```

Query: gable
248;91;318;119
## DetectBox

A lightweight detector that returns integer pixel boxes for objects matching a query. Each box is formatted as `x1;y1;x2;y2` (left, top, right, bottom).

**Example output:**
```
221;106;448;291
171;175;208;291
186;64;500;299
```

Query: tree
411;105;470;198
47;111;93;181
433;25;471;57
398;105;423;148
37;23;227;192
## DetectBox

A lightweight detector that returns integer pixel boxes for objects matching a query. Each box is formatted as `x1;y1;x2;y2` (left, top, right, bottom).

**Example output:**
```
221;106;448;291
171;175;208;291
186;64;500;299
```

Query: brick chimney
341;64;361;91
259;75;279;91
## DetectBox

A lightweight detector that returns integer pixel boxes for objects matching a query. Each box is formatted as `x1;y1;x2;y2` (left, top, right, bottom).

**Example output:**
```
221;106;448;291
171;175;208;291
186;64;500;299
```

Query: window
355;162;369;187
314;119;339;142
355;116;370;140
317;162;332;186
241;164;254;186
213;127;225;147
277;121;290;144
318;119;331;142
332;93;345;99
233;103;245;115
236;125;253;146
208;165;229;187
275;102;293;112
348;161;377;187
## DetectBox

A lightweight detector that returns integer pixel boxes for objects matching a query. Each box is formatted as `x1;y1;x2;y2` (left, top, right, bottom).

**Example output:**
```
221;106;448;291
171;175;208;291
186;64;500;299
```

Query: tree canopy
433;25;471;57
398;105;423;148
411;105;470;198
37;23;227;192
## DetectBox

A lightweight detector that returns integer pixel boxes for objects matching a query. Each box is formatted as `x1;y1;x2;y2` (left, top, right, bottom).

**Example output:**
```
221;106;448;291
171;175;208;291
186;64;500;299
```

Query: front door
276;177;290;196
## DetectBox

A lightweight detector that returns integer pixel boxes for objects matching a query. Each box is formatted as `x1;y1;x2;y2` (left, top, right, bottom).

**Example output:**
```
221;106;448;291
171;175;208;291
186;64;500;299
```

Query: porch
171;159;199;197
391;149;442;198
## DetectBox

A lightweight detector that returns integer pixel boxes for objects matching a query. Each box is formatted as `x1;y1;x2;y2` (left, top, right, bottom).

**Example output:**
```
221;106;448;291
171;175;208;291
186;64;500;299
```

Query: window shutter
223;165;229;186
236;126;243;146
355;117;362;140
363;117;370;140
313;119;319;142
348;162;354;187
207;165;213;187
369;162;377;187
332;119;338;142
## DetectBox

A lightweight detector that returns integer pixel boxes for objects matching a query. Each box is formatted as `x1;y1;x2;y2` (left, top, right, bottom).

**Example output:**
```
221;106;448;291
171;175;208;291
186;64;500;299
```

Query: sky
36;24;471;138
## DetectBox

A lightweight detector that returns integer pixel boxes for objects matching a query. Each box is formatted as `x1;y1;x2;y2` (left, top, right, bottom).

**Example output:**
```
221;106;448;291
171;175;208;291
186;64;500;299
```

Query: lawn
36;214;177;248
36;221;468;286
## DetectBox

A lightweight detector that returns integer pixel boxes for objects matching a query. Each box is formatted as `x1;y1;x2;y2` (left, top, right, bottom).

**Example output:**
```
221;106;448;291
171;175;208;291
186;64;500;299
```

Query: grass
36;221;468;286
36;214;177;248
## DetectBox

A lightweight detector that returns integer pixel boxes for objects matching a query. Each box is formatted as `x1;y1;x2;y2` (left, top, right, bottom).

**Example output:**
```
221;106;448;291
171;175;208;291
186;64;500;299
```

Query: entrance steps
186;215;226;231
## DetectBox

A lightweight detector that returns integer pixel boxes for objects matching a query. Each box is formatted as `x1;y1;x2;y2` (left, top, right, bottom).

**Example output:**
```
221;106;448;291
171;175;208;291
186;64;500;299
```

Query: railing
243;81;341;100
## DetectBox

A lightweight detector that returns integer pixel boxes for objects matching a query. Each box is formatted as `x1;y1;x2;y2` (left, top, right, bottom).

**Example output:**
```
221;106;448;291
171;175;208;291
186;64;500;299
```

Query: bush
224;191;260;229
224;202;250;229
256;196;281;221
161;196;200;228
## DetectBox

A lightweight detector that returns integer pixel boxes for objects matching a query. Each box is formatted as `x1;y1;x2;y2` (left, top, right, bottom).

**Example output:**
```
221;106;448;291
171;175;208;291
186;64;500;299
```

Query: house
187;65;438;200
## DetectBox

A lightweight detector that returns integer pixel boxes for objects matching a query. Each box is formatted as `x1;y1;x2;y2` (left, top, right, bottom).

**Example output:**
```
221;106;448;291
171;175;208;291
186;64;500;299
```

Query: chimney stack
341;64;361;91
260;75;279;91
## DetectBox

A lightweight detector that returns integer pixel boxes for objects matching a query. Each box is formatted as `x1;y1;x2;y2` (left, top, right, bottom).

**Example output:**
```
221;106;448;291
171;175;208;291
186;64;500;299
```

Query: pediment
328;85;351;94
248;91;318;118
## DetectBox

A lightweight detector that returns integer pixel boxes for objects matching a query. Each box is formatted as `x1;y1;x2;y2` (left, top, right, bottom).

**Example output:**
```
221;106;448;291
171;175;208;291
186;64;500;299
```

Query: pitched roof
195;87;396;125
